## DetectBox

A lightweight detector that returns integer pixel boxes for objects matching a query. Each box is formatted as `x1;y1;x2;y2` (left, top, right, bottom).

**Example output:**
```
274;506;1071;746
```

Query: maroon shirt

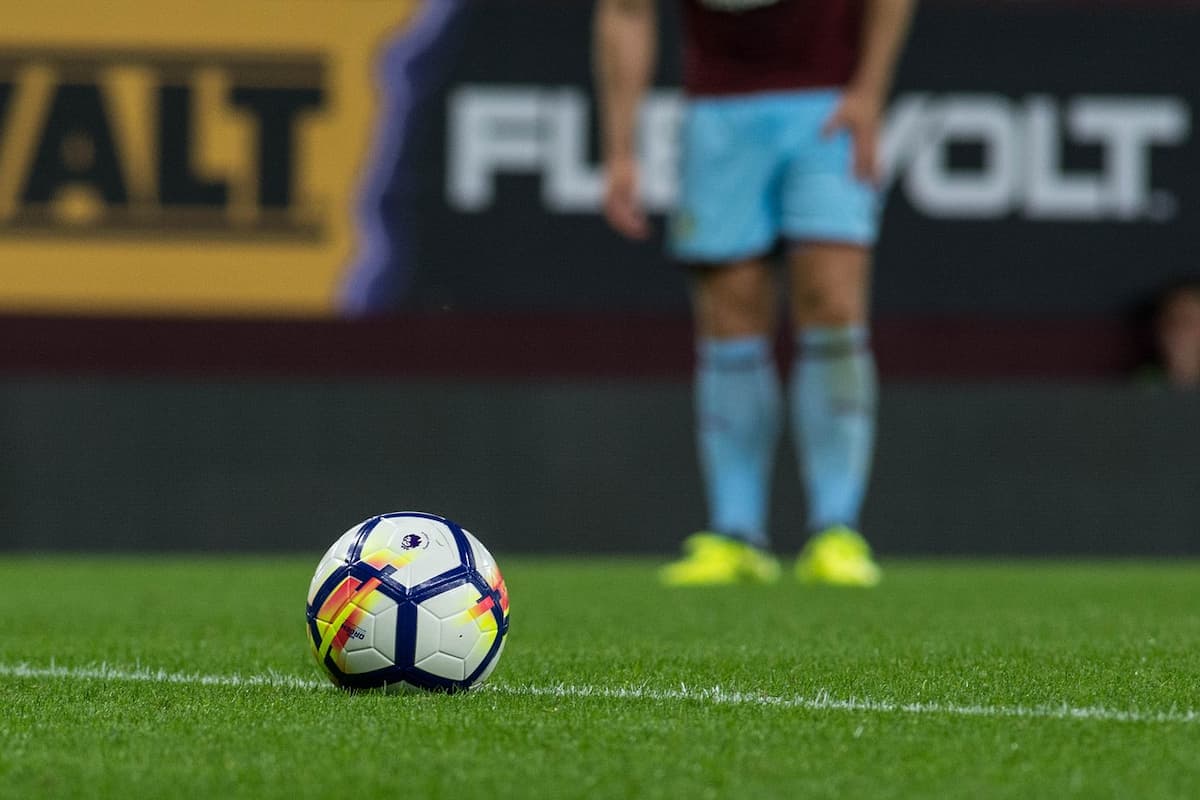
681;0;864;97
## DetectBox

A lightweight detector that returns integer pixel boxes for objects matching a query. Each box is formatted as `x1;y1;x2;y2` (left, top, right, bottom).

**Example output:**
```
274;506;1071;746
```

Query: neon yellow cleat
659;533;781;587
795;526;882;587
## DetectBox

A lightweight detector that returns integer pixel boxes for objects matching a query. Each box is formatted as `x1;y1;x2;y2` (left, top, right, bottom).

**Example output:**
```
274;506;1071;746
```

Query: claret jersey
682;0;863;96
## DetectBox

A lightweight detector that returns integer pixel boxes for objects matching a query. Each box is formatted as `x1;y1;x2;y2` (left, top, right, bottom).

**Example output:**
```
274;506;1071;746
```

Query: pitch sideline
1;661;1196;725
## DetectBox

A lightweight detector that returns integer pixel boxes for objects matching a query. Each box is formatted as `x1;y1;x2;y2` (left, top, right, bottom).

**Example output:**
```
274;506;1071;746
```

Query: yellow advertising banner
0;0;419;315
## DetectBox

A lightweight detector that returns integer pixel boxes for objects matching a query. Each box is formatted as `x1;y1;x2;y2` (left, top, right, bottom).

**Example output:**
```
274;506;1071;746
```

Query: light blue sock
695;336;782;547
791;325;877;532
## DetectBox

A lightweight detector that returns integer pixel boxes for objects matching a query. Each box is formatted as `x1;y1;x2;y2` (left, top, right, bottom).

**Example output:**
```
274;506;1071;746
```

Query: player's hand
821;87;883;185
602;154;650;240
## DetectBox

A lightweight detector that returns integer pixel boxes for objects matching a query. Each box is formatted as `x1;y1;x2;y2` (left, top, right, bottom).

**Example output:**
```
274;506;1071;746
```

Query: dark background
2;0;1198;555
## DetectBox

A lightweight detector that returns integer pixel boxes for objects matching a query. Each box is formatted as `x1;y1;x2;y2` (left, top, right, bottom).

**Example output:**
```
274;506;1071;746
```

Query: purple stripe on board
339;0;473;316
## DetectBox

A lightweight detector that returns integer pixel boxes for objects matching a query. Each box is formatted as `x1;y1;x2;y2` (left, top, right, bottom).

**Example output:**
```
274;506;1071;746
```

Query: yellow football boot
795;526;882;587
659;533;781;587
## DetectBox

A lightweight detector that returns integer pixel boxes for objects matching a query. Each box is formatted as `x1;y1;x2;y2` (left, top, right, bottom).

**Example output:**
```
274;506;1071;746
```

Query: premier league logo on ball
399;533;428;550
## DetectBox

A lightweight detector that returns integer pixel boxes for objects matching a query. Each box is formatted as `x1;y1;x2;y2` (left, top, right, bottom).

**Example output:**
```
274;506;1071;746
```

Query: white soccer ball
306;512;509;692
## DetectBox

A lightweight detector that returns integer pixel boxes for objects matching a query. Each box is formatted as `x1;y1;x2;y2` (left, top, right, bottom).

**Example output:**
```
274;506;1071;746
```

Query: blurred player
1150;278;1200;390
594;0;914;586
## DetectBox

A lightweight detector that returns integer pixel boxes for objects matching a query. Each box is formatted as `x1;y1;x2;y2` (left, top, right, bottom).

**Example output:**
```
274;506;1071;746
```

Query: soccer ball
305;511;510;692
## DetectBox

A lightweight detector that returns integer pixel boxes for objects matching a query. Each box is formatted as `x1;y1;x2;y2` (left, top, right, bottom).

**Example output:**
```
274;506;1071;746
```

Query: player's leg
780;90;882;586
789;245;881;587
661;258;783;586
790;245;875;533
661;96;785;586
691;258;781;544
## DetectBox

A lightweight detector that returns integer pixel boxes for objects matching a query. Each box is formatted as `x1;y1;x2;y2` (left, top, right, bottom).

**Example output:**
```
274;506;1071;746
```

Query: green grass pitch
1;556;1198;799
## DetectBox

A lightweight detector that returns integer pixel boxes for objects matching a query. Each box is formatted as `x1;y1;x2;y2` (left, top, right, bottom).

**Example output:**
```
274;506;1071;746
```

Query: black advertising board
405;0;1199;316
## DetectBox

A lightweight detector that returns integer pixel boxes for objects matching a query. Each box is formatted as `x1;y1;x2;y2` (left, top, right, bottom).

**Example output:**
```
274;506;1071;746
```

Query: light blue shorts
669;89;880;264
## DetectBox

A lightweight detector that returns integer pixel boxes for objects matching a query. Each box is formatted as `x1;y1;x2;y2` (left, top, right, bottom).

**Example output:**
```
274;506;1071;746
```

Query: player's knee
695;284;773;336
702;302;772;338
692;263;774;337
791;288;864;328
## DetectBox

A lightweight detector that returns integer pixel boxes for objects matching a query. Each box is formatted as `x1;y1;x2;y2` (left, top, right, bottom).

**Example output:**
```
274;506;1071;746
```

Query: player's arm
824;0;917;183
594;0;657;240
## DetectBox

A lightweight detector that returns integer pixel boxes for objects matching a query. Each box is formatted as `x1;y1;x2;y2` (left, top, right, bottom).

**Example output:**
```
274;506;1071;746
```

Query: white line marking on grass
0;661;326;691
500;683;1200;725
2;662;1196;725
